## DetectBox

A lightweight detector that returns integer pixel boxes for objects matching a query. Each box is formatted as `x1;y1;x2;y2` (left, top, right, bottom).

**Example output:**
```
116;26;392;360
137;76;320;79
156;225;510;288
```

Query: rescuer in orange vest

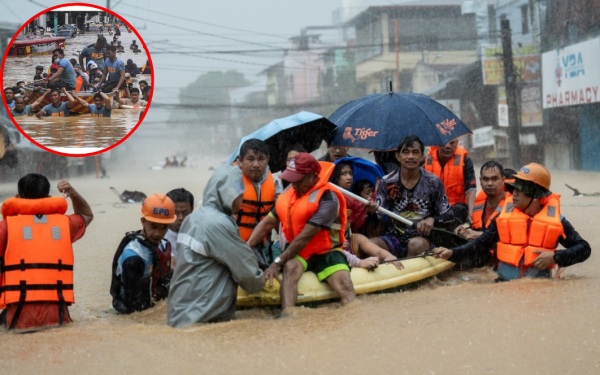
247;153;356;311
73;64;89;91
456;161;510;241
424;138;477;222
234;140;280;248
434;163;591;281
0;175;93;329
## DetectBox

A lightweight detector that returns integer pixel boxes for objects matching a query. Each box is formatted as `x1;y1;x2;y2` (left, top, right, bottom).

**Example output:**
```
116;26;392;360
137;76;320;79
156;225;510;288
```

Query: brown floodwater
0;160;598;374
14;110;141;150
3;32;150;151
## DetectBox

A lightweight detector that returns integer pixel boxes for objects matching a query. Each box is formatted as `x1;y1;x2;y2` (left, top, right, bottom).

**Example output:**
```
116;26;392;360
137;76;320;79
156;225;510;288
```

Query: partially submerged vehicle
7;35;66;57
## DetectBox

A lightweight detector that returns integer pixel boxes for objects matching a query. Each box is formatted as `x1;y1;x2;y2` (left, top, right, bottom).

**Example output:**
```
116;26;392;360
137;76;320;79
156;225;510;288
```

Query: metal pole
501;19;522;168
107;0;111;10
329;183;413;226
54;12;58;34
393;19;400;92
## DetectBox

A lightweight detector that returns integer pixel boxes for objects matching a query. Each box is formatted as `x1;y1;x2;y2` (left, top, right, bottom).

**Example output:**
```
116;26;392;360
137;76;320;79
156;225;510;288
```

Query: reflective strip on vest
0;201;74;309
308;189;319;203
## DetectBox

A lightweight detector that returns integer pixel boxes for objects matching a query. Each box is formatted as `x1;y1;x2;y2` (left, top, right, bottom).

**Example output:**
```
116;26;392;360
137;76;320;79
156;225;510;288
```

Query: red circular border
0;2;154;157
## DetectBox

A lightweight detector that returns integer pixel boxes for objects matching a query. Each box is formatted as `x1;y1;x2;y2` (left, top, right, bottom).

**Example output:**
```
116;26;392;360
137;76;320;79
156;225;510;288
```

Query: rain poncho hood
167;165;264;328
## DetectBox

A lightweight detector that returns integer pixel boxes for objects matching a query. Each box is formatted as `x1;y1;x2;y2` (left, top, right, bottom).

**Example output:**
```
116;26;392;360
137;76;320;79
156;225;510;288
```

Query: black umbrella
227;111;337;173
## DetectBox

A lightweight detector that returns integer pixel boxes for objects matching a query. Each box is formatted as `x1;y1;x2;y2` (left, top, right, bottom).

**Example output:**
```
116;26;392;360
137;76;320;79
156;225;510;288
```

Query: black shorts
296;250;350;282
101;80;126;93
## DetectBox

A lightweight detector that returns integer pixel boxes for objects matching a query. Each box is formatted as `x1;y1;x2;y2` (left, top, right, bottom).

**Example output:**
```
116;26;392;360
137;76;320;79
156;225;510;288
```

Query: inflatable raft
237;256;453;307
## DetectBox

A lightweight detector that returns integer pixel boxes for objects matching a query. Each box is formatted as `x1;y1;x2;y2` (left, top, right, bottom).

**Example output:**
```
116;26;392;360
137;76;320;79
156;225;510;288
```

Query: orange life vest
0;197;74;315
276;162;347;260
424;146;468;205
472;190;508;231
495;194;563;268
236;172;276;241
75;75;84;91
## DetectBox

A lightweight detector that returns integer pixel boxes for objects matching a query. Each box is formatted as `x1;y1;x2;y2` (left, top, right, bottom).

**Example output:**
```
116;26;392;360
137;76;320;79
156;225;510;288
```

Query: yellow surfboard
237;257;454;307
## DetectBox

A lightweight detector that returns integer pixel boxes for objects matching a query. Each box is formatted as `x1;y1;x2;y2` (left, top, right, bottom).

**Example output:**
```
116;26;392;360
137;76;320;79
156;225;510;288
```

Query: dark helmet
36;65;43;70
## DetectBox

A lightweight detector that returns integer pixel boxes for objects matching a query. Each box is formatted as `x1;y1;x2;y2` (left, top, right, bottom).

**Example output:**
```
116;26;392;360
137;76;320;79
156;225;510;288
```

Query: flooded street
0;159;597;374
3;31;149;87
3;31;150;150
14;109;141;150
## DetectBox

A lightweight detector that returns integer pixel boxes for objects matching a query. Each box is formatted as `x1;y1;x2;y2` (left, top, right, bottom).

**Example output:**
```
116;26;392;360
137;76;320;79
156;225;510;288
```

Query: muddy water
14;109;141;149
0;161;598;374
3;31;149;87
3;32;150;150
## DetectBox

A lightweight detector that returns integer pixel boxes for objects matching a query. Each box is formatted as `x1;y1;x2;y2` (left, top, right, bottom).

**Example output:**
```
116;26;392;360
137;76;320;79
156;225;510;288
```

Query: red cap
280;152;321;182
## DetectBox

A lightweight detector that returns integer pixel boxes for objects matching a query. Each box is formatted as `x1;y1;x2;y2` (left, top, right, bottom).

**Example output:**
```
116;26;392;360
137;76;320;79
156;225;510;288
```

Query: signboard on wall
521;83;543;126
472;126;495;148
542;38;600;108
498;104;509;127
481;44;541;85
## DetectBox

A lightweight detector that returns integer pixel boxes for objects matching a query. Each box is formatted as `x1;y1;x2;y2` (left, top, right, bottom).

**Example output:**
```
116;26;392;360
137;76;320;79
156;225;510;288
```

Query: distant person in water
142;86;151;101
4;87;15;110
140;60;151;74
139;80;148;93
116;87;146;108
72;92;112;117
110;194;174;314
36;88;76;118
34;65;44;80
10;93;48;117
165;188;195;270
124;58;140;77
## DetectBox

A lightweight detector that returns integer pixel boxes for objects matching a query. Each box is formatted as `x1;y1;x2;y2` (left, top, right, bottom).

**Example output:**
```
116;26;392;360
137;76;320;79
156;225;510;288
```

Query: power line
1;0;22;22
26;0;45;7
116;11;286;50
118;2;289;40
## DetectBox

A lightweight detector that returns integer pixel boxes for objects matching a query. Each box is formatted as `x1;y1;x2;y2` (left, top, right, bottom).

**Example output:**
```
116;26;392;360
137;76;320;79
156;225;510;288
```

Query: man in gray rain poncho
167;165;265;328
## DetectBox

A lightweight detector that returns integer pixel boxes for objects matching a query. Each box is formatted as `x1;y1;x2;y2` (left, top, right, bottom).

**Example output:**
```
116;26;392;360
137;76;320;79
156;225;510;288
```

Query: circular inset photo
1;4;153;156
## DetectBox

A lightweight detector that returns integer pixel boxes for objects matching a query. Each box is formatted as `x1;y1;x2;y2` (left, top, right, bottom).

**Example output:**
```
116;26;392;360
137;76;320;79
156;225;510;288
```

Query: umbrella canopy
227;111;337;173
328;92;472;151
333;157;384;190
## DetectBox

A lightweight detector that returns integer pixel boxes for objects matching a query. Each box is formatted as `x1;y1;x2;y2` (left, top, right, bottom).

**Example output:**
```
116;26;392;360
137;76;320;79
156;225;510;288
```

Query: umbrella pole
329;183;413;227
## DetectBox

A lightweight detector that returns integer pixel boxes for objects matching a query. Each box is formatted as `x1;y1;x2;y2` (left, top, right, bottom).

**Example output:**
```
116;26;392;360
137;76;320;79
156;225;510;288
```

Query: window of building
521;5;529;35
355;14;383;63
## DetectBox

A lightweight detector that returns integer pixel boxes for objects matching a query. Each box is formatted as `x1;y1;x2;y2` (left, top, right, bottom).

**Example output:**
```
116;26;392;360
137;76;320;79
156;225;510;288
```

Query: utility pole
107;0;111;10
393;19;400;92
501;19;521;168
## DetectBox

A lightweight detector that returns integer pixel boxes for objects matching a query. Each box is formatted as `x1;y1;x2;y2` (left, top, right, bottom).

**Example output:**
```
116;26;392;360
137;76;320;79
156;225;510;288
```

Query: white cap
87;61;98;70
